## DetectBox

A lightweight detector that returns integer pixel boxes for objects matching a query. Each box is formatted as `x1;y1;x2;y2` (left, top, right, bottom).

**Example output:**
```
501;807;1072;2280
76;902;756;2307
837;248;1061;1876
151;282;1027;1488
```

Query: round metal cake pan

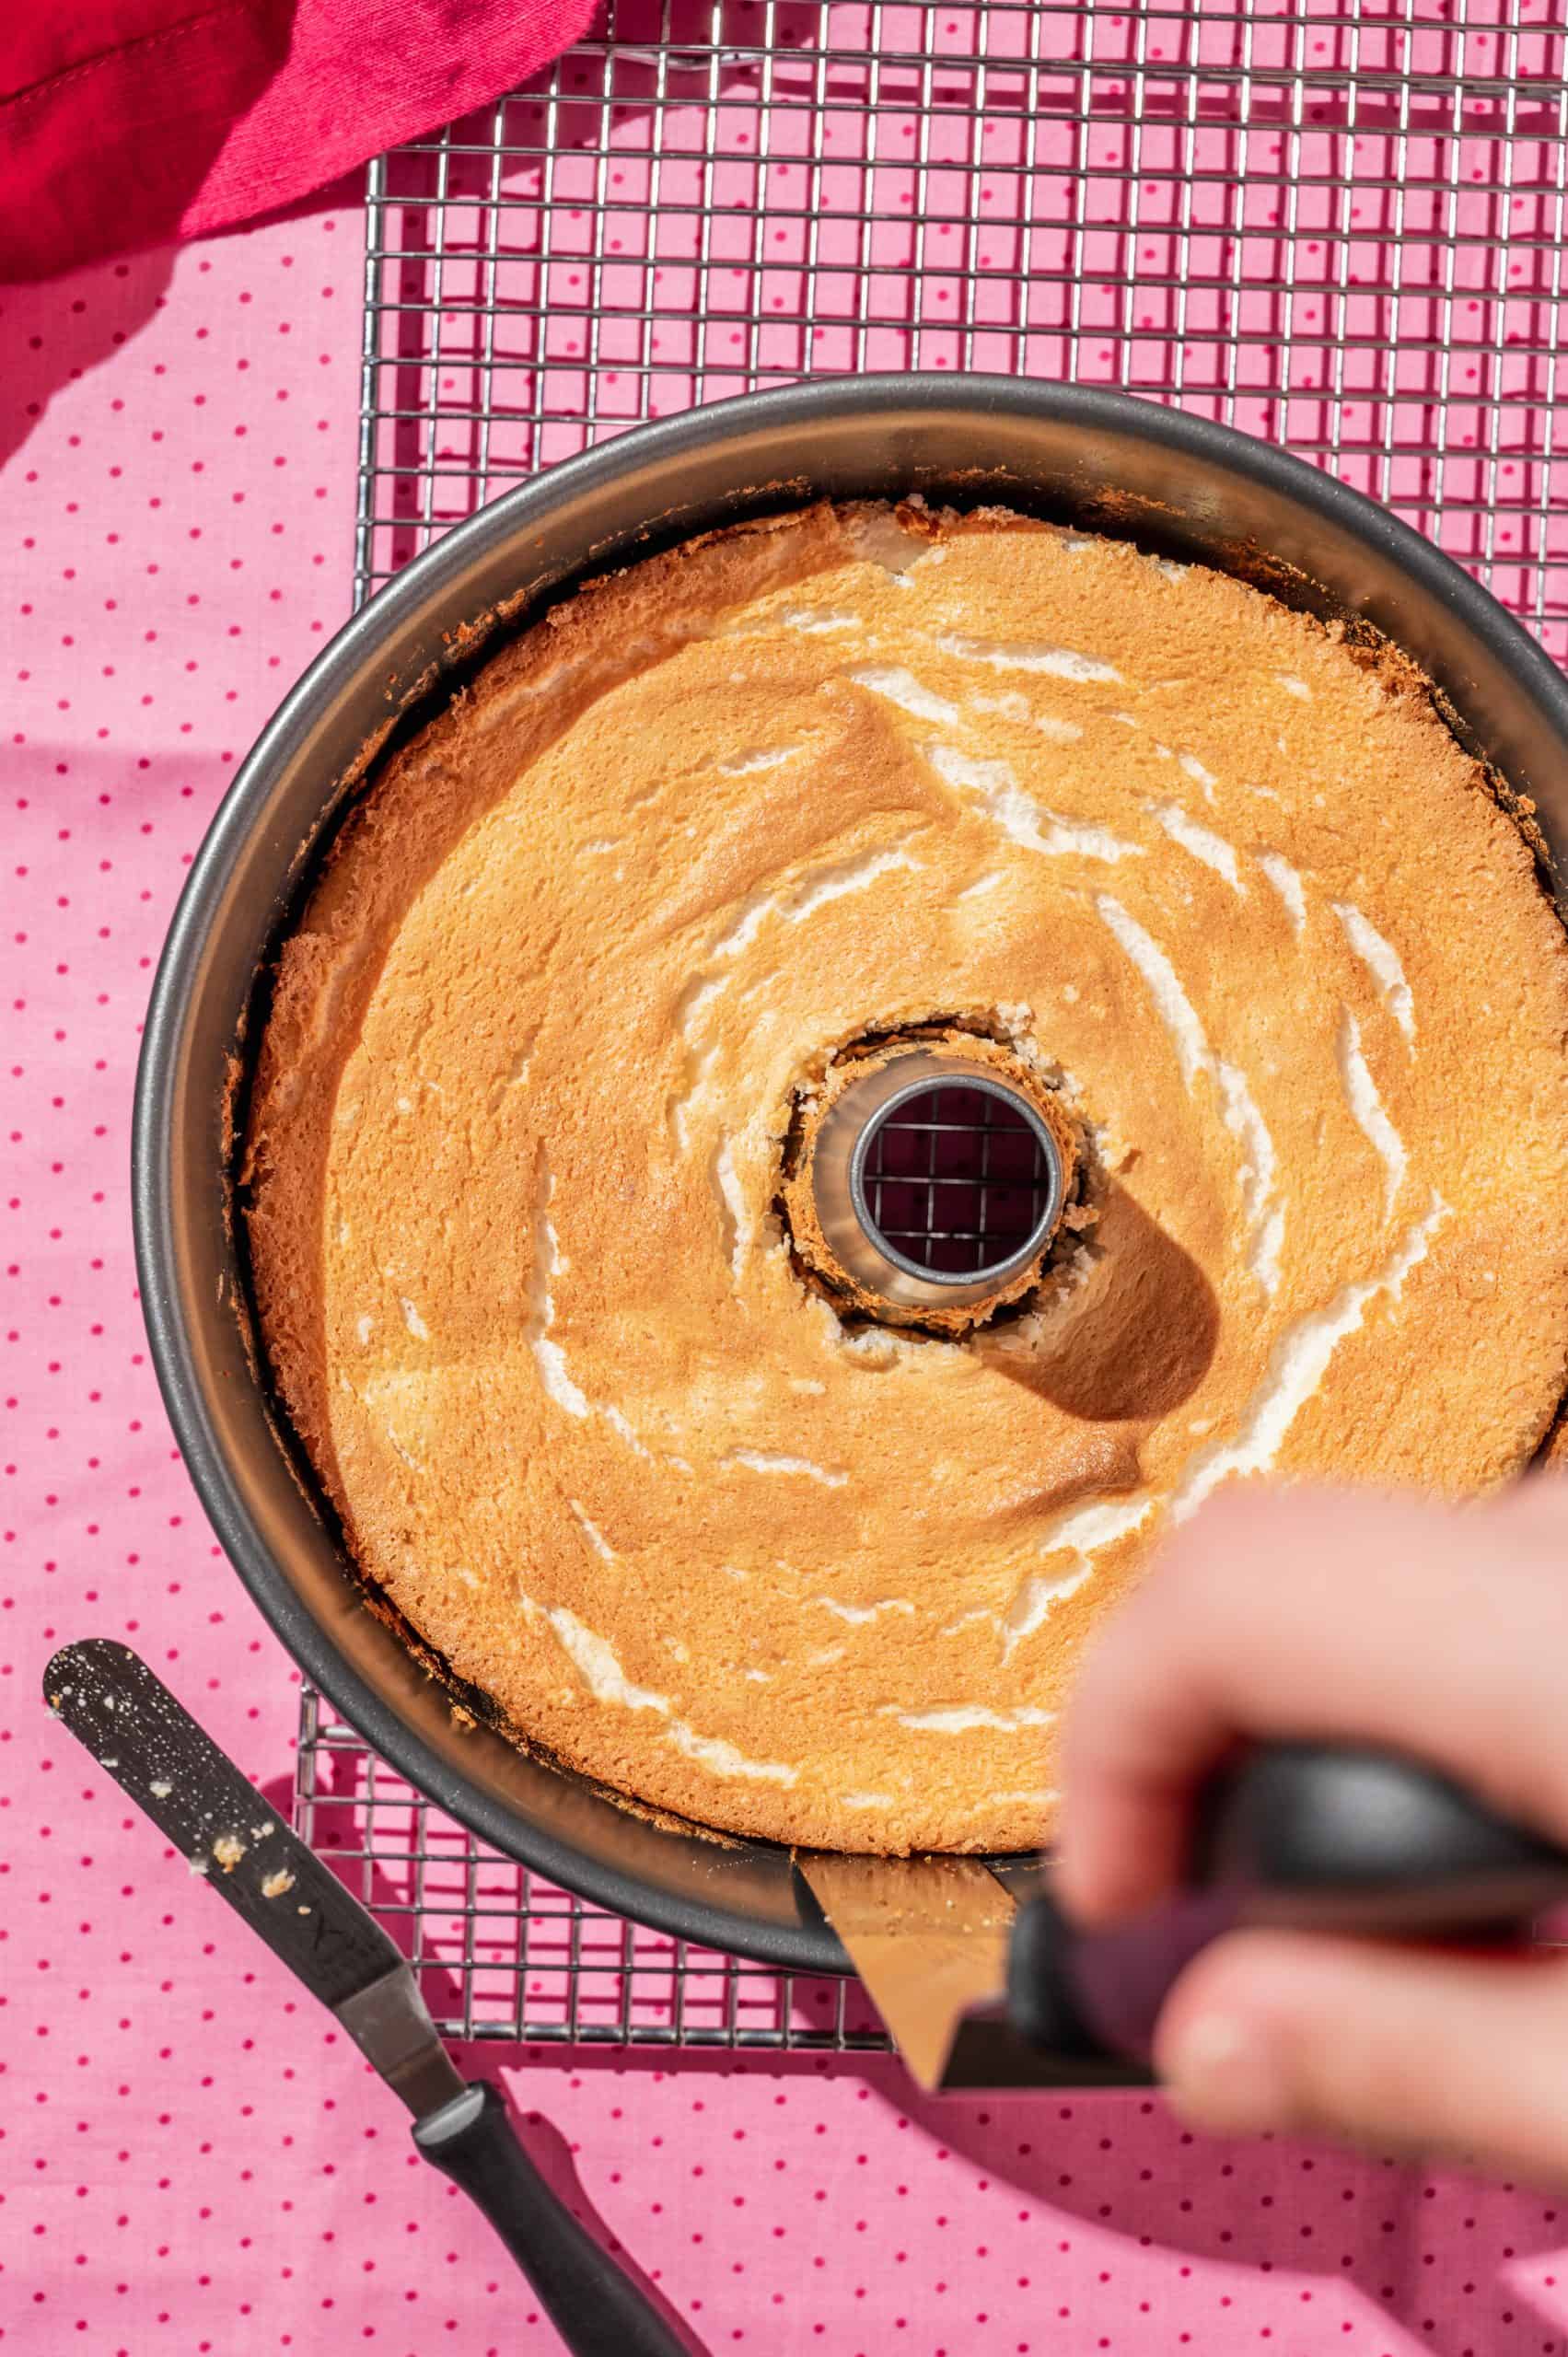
134;375;1568;1976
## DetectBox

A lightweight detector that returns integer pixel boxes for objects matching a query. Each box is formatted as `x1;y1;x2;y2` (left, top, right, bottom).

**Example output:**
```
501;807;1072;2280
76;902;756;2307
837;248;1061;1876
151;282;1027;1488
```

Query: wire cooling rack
299;0;1568;2048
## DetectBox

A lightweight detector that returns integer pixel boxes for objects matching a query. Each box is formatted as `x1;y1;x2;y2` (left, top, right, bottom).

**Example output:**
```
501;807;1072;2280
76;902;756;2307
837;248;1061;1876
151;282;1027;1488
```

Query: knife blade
45;1638;692;2357
805;1742;1568;2094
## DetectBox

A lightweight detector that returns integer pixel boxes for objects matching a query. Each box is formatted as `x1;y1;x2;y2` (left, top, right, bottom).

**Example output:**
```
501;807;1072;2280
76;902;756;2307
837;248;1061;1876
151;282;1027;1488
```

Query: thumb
1154;1930;1568;2184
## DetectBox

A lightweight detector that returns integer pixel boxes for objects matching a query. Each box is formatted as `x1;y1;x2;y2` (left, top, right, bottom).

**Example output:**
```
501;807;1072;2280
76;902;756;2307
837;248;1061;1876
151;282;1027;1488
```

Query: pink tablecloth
6;207;1568;2357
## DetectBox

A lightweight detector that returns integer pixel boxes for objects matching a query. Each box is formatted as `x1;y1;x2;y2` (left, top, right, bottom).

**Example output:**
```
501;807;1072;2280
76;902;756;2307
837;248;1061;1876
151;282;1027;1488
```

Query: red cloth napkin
2;0;598;282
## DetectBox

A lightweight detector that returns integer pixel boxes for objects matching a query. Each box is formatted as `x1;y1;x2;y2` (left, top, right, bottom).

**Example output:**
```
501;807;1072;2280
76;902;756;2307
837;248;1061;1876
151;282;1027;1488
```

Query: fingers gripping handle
413;2084;691;2357
1010;1742;1568;2066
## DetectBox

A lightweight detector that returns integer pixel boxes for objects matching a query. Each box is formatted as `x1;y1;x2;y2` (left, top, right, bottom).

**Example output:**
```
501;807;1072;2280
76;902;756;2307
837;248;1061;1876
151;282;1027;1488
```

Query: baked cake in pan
245;504;1568;1854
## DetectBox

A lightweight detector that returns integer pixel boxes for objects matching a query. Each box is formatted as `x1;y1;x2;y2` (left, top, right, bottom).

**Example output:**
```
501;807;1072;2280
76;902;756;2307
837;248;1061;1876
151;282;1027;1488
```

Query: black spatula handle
414;2084;691;2357
1011;1741;1568;2066
46;1641;694;2353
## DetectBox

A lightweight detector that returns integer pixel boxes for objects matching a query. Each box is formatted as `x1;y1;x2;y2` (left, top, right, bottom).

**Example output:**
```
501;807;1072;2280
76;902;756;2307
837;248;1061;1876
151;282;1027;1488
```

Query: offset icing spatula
44;1640;691;2357
800;1742;1568;2092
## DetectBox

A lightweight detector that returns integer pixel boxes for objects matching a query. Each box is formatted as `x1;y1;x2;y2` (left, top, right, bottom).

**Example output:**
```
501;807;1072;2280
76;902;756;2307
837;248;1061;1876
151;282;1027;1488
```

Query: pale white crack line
781;606;861;634
1002;1496;1157;1659
669;842;921;1144
847;664;960;726
886;1703;1057;1734
1001;1194;1448;1655
809;1596;915;1625
725;1448;849;1489
1336;1007;1407;1218
967;688;1084;744
1167;1193;1447;1517
527;1156;656;1461
1258;851;1307;934
526;1155;591;1418
566;1499;616;1562
711;1136;750;1285
717;744;803;775
542;1603;798;1784
1151;802;1245;891
1097;893;1283;1294
926;742;1141;862
1333;901;1416;1040
935;632;1122;685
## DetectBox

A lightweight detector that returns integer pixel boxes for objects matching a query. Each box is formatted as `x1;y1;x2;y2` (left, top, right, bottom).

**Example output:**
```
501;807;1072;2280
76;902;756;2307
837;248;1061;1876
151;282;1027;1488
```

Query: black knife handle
1191;1741;1568;1922
1010;1741;1568;2067
414;2083;691;2357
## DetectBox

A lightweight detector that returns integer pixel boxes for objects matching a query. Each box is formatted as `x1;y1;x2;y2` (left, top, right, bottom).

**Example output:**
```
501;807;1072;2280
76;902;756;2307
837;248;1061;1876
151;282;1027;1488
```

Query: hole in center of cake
777;1016;1095;1336
856;1077;1061;1281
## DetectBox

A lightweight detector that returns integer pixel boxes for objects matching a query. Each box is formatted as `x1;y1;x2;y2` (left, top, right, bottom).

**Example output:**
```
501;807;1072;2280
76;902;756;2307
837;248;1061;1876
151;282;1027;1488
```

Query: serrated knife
799;1744;1568;2093
44;1638;691;2357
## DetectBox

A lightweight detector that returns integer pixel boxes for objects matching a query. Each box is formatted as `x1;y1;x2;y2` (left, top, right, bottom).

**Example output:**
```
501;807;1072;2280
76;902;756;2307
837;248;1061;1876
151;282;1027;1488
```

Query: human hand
1055;1480;1568;2180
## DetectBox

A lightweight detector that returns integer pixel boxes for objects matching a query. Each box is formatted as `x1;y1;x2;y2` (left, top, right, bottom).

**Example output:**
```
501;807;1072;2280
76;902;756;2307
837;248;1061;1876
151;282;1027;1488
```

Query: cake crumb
261;1868;296;1899
211;1832;247;1873
149;1778;173;1798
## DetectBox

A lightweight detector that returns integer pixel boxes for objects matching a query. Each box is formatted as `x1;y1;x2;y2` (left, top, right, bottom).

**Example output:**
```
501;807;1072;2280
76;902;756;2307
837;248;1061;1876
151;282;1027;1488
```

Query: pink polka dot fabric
6;207;1568;2357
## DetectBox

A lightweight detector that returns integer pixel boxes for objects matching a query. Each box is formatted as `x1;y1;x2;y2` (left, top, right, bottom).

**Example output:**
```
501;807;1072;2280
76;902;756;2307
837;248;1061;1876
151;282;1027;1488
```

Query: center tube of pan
782;1036;1083;1327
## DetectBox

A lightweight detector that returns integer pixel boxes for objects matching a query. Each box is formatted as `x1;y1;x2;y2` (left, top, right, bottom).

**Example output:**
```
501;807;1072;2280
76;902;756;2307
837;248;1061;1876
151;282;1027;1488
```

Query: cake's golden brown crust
245;503;1568;1854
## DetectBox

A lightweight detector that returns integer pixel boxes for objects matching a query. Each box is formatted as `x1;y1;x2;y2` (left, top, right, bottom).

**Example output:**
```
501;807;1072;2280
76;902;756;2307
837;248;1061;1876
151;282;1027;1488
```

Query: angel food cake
245;503;1568;1855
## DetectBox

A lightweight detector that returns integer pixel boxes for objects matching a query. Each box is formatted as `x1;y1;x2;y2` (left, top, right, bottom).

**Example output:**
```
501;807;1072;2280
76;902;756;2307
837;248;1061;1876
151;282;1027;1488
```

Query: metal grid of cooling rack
294;1689;889;2048
301;0;1568;2048
860;1085;1057;1277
